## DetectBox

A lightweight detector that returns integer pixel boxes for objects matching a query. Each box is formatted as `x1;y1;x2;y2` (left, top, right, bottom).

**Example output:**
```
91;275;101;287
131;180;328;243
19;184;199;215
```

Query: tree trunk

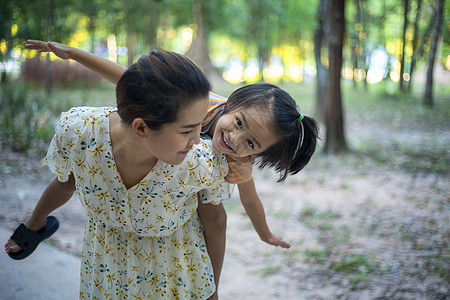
399;0;409;91
185;0;226;87
127;31;137;67
145;0;160;50
410;8;434;88
314;0;328;121
45;0;55;96
324;0;348;154
351;0;362;88
408;0;422;92
424;0;444;107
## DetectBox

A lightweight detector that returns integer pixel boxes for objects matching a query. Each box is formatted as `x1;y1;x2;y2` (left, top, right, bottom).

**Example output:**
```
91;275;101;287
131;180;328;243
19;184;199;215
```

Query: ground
0;144;448;300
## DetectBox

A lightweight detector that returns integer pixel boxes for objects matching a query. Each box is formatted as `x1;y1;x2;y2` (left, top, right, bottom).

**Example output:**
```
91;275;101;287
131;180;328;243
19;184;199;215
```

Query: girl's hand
25;39;72;60
264;234;291;249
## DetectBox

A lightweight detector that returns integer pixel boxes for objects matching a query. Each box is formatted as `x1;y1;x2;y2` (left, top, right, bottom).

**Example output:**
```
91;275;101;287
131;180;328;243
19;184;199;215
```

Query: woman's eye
181;130;193;135
236;118;242;128
247;140;254;149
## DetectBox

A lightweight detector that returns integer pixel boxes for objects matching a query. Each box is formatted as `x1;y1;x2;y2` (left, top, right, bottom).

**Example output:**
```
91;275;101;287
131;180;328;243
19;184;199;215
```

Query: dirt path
0;147;448;299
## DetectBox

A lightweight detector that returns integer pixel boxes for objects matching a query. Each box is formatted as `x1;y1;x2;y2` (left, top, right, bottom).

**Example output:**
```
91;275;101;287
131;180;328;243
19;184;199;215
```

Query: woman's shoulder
61;106;116;119
56;106;115;136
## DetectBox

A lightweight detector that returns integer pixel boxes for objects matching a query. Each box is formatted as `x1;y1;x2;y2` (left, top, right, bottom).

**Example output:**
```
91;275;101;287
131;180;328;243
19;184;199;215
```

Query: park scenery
1;0;449;299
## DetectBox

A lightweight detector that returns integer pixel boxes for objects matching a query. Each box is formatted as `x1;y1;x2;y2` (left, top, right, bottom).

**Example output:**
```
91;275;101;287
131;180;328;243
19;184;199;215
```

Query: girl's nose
229;131;245;146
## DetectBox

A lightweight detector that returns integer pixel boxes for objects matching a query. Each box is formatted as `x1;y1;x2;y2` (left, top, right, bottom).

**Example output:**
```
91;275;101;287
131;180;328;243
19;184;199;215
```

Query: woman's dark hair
116;48;210;130
224;83;319;182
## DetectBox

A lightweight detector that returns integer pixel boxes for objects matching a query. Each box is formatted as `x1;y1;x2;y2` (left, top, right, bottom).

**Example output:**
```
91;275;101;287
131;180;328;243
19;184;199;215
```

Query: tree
185;0;224;85
399;0;410;91
314;0;328;121
424;0;444;107
408;0;423;91
323;0;348;154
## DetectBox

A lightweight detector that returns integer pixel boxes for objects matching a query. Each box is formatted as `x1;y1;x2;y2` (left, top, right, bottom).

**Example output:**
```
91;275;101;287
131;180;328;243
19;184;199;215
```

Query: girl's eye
236;118;242;128
247;140;254;149
181;130;193;135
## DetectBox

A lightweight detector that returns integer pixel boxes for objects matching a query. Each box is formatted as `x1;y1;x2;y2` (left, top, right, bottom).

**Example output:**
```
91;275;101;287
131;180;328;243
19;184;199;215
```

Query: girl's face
211;106;279;157
143;97;209;165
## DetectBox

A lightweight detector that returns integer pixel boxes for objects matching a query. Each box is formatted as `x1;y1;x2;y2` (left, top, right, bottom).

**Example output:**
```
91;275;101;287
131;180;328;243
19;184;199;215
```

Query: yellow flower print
73;157;87;172
187;161;199;179
194;175;210;186
75;128;83;137
163;170;173;180
177;178;187;189
187;262;198;273
155;214;165;223
139;207;150;217
93;277;105;293
105;272;117;283
87;164;102;178
131;246;144;260
90;142;107;158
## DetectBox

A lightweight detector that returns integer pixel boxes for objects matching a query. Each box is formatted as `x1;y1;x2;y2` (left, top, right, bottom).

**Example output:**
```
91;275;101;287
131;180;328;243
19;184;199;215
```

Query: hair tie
293;114;305;159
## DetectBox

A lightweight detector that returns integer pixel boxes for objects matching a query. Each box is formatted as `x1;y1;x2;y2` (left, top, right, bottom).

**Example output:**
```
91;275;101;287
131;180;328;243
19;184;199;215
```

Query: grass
329;254;376;284
0;82;115;155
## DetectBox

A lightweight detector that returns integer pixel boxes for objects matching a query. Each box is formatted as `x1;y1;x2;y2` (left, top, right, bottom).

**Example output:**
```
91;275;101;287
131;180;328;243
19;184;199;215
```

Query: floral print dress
45;107;231;299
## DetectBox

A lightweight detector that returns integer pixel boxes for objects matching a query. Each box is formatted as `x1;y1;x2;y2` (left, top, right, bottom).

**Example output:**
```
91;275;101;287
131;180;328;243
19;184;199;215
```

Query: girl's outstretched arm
238;179;291;248
25;39;126;84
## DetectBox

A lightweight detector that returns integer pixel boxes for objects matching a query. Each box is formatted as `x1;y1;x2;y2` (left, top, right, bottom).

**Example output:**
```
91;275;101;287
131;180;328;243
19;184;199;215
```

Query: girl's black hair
224;83;319;182
116;48;210;130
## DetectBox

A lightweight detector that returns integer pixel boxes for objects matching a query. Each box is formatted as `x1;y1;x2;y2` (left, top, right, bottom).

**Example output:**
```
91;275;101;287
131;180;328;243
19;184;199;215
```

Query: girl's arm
25;39;126;84
237;179;291;248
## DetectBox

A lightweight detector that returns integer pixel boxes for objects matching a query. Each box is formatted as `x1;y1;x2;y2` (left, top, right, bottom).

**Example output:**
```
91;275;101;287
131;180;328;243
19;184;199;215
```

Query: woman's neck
109;112;157;167
109;112;158;188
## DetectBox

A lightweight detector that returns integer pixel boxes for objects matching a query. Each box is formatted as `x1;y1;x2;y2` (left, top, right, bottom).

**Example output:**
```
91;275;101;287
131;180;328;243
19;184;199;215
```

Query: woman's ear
131;118;148;138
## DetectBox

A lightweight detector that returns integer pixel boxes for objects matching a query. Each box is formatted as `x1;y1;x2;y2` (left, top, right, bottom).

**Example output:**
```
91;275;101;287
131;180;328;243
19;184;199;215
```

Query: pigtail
287;115;319;179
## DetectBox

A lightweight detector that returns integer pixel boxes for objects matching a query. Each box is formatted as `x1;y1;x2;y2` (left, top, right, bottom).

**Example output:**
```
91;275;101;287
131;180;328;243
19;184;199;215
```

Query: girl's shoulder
208;91;227;105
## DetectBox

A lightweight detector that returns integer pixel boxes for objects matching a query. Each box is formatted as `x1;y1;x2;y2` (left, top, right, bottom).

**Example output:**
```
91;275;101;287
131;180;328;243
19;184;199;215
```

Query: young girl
5;49;231;299
24;40;320;294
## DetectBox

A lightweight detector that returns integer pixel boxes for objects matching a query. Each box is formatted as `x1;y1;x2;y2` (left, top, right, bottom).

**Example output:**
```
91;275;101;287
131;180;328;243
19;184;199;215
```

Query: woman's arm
237;178;291;248
25;39;126;84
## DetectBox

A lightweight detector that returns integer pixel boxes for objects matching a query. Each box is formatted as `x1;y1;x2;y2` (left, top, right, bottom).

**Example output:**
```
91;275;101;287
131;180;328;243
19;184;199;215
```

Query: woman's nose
190;126;201;145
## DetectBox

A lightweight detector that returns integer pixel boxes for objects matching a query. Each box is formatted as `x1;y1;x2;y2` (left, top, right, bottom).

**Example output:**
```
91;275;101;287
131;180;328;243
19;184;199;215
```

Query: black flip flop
8;216;60;260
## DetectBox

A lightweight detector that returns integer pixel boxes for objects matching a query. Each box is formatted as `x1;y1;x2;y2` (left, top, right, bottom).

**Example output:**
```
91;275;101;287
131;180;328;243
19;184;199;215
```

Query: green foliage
0;82;115;155
0;83;54;154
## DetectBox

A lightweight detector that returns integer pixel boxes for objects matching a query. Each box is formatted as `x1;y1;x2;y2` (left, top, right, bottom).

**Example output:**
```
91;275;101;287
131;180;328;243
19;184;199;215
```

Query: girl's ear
131;118;148;138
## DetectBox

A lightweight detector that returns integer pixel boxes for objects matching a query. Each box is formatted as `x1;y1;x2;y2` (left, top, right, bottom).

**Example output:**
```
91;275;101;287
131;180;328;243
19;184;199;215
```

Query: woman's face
144;97;209;165
211;106;279;157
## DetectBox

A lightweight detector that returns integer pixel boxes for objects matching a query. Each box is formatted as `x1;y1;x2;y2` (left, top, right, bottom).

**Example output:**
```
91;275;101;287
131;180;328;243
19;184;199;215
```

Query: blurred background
0;1;449;299
0;0;449;155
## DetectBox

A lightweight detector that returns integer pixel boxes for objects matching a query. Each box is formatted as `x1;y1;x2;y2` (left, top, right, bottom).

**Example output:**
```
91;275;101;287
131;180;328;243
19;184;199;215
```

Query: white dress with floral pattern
45;107;230;300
